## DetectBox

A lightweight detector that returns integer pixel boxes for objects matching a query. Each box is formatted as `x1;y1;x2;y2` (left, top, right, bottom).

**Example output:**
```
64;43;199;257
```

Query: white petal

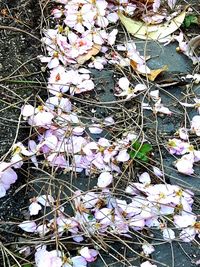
37;195;55;207
139;172;151;184
29;202;42;215
163;228;175;240
118;77;129;91
88;125;103;134
116;150;130;162
97;172;113;188
152;166;163;177
19;221;37;233
21;104;35;117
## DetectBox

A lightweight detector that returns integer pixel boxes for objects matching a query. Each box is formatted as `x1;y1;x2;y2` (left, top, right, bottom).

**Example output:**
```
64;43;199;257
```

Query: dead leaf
148;65;168;81
76;44;101;65
130;60;138;70
130;60;168;81
118;10;186;41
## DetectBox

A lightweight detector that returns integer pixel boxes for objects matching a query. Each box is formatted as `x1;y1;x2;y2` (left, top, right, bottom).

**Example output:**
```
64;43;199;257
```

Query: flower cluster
167;137;200;175
19;173;198;243
19;102;136;172
35;245;98;267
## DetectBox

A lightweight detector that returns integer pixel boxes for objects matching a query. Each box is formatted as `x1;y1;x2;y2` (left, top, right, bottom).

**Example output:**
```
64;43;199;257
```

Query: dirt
0;0;44;156
0;0;43;247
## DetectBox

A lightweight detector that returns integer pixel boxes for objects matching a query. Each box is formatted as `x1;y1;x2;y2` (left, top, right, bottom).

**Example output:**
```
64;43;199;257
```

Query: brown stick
0;25;41;42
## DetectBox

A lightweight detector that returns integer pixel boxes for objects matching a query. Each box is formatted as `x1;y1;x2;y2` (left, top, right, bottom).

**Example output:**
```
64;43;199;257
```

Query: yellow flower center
37;105;44;112
176;190;183;197
13;146;21;155
77;12;83;23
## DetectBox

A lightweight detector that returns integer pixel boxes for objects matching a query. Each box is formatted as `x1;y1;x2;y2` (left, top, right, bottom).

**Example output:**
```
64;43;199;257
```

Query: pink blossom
29;202;42;216
47;154;69;168
129;216;145;229
167;138;190;155
73;126;85;136
64;4;95;33
0;162;18;197
66;31;93;59
46;96;72;113
107;12;119;23
35;246;62;267
94;0;108;28
79;247;98;262
103;116;115;126
48;66;70;95
178;128;189;140
57;216;79;235
118;77;129;91
22;104;55;127
95;208;112;225
82;192;99;208
98;138;111;147
36;224;50;237
142;13;166;25
174;32;188;54
107;29;118;46
10;153;23;169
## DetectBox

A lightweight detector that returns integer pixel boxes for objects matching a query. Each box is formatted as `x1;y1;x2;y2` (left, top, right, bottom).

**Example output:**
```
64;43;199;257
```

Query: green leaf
183;15;198;28
135;151;143;159
130;151;136;159
132;140;141;150
88;214;94;220
140;143;152;154
13;264;32;267
130;141;152;162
